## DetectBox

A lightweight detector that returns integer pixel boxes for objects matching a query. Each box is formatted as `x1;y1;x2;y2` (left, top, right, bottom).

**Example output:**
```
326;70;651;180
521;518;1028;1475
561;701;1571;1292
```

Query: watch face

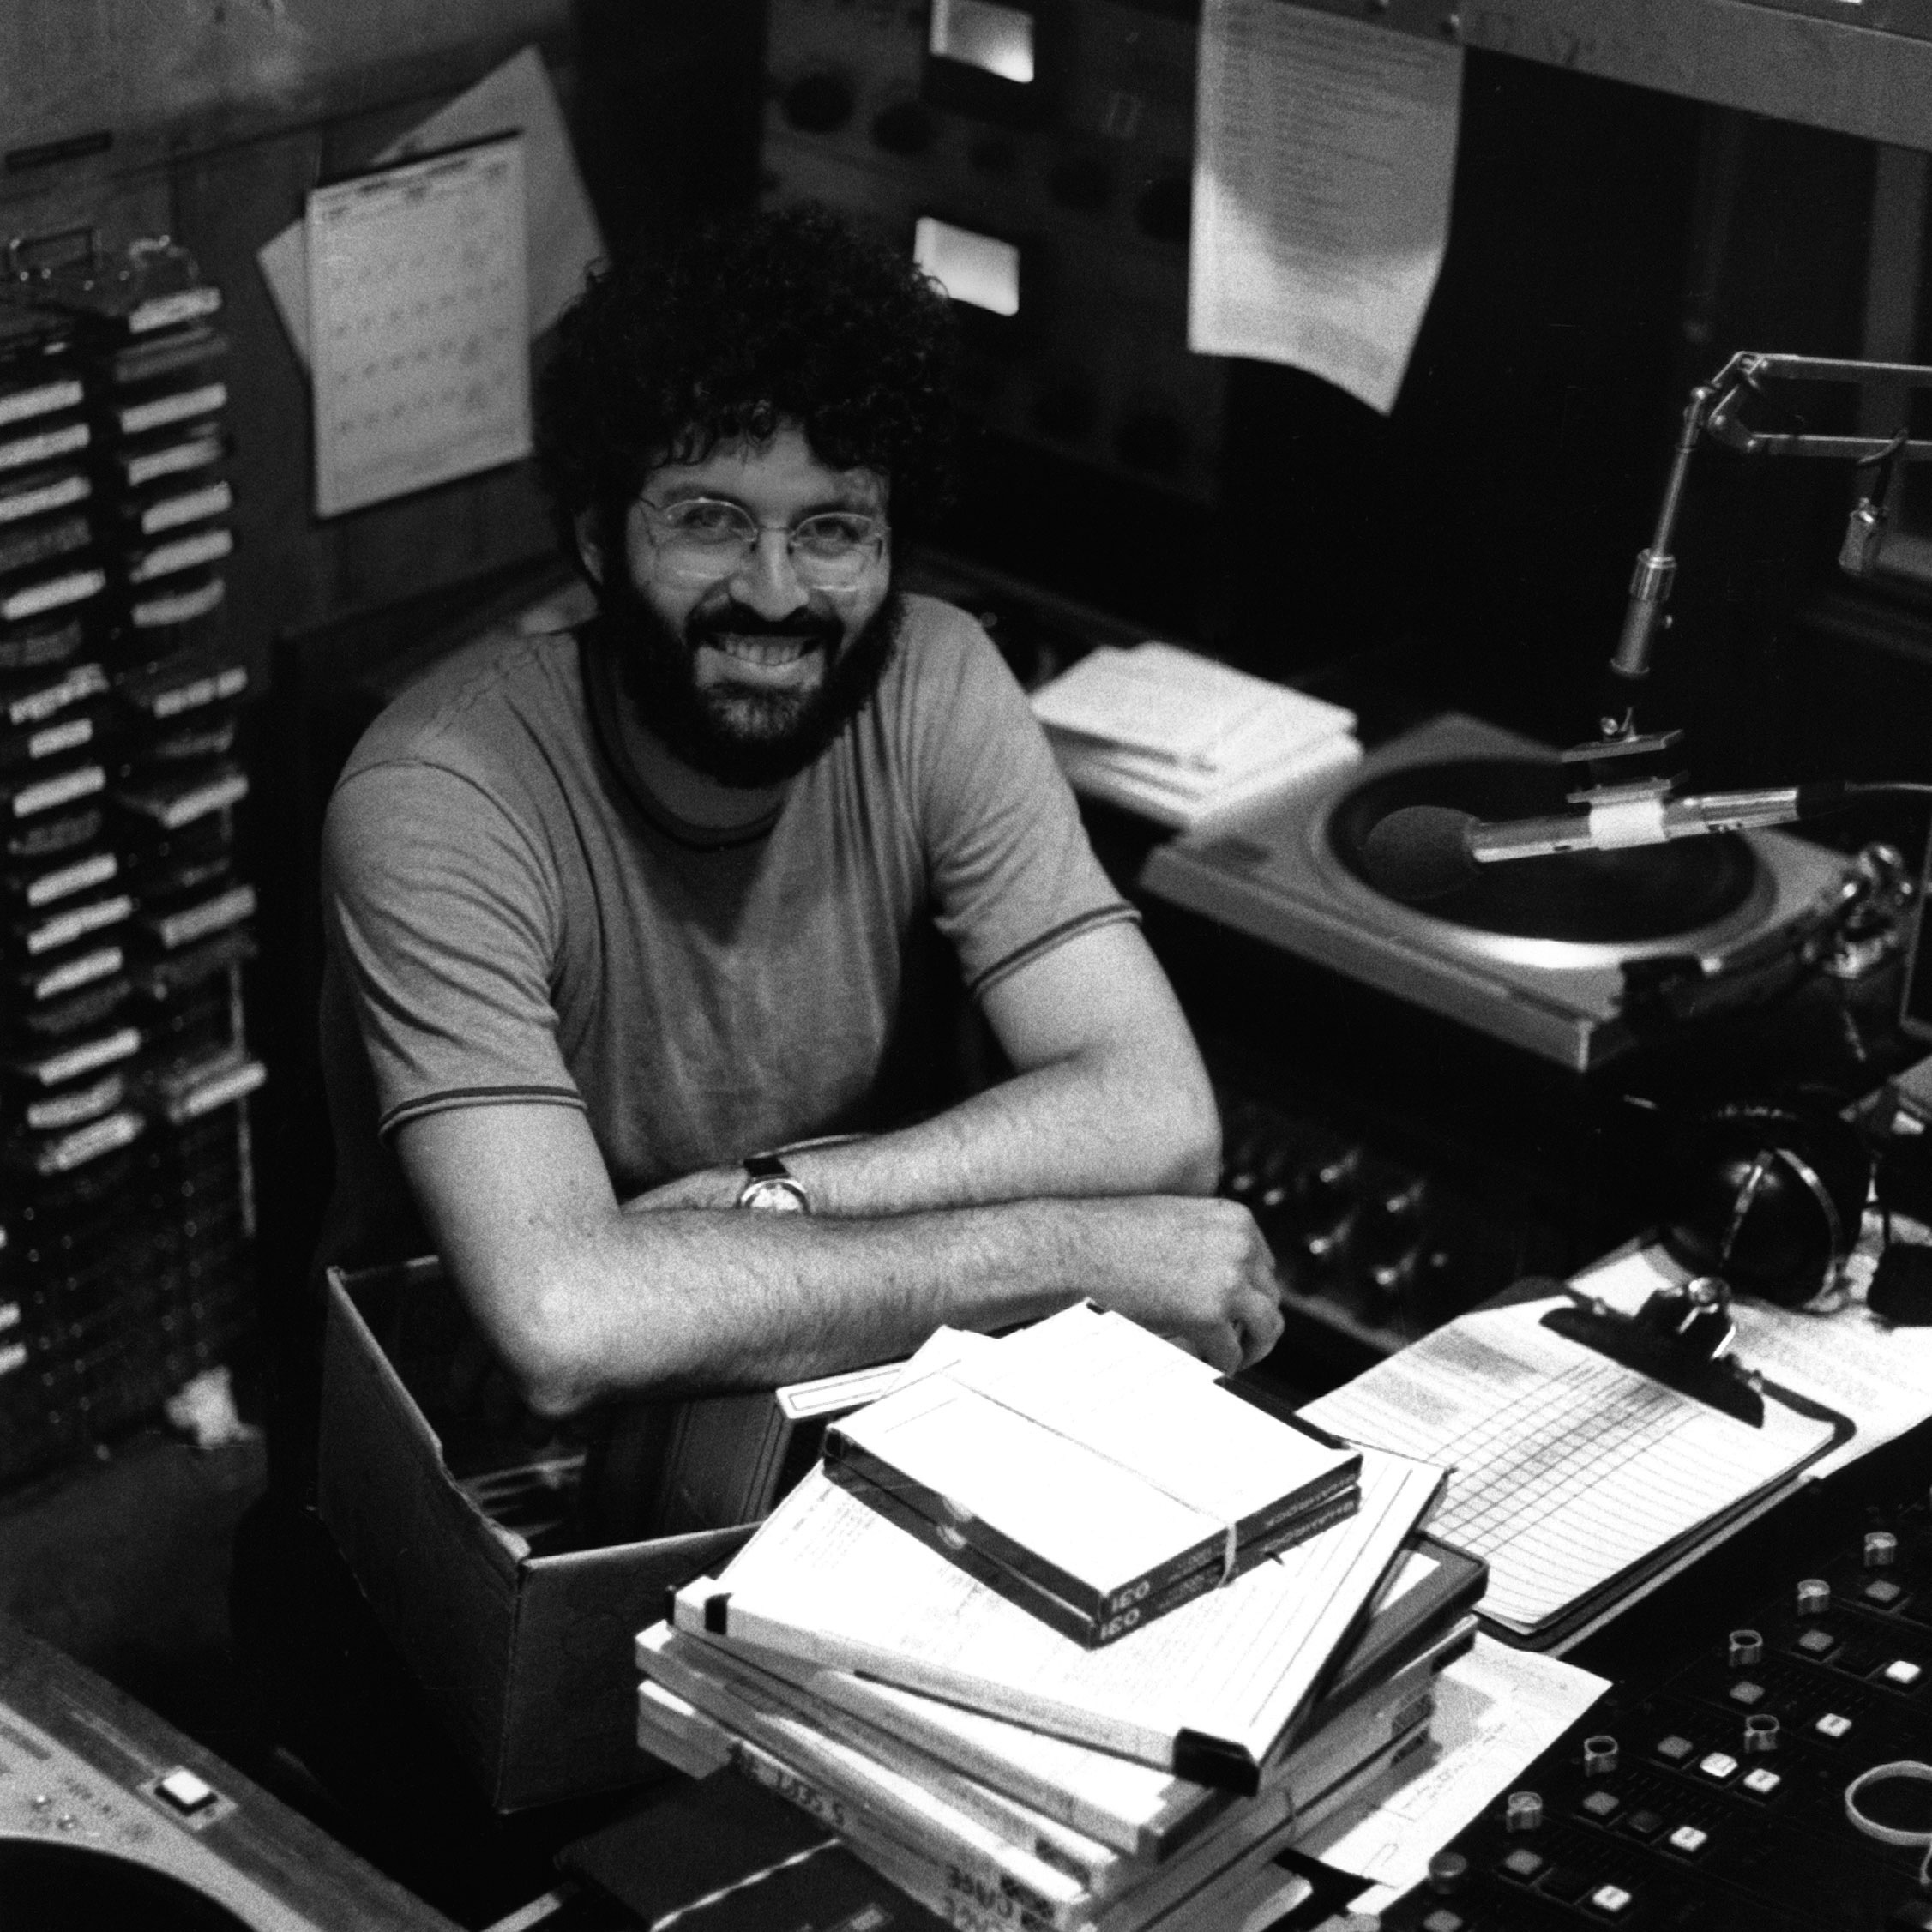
740;1176;810;1213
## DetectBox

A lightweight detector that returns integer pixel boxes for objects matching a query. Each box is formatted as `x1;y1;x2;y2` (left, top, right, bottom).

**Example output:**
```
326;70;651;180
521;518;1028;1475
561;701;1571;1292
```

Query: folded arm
394;923;1281;1416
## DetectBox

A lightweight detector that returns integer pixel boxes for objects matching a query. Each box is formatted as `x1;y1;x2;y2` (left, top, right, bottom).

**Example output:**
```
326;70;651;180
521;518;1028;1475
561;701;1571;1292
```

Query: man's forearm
628;1047;1219;1218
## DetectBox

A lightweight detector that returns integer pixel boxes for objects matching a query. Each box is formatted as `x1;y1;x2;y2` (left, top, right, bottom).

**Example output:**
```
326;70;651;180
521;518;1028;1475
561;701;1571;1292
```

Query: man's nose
728;528;810;618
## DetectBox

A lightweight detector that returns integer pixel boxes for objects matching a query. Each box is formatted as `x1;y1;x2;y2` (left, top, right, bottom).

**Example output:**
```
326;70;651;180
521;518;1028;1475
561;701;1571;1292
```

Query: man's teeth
714;634;816;665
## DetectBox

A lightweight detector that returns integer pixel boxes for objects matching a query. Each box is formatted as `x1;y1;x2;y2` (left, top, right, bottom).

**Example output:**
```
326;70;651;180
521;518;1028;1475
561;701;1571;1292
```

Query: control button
1582;1735;1618;1776
1622;1809;1666;1840
1727;1628;1764;1667
1863;1578;1906;1607
1580;1789;1622;1821
1797;1577;1831;1615
1742;1766;1783;1797
1666;1824;1709;1856
1881;1658;1924;1688
1499;1846;1544;1880
1046;155;1114;211
1134;175;1191;243
1589;1884;1634;1917
1866;1529;1899;1568
155;1767;217;1815
1504;1790;1543;1832
1742;1713;1780;1754
1538;1864;1595;1905
1655;1734;1695;1764
782;73;857;135
1728;1680;1766;1706
870;103;936;155
1422;1912;1465;1932
1815;1711;1854;1739
1697;1751;1739;1781
1796;1628;1837;1657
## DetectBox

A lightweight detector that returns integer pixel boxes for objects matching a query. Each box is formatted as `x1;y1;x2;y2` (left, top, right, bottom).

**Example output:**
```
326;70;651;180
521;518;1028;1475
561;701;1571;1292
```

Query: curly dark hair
536;203;960;552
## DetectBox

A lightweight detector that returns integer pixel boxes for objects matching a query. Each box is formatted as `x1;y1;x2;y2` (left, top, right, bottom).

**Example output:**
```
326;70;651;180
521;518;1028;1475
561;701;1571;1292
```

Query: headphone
1658;1099;1874;1308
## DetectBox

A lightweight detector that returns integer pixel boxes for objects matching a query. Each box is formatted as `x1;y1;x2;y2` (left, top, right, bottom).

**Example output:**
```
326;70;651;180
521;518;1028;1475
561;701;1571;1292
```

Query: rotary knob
1743;1714;1779;1754
1505;1790;1543;1833
1728;1628;1764;1667
1866;1531;1899;1568
1582;1735;1619;1777
1797;1578;1832;1616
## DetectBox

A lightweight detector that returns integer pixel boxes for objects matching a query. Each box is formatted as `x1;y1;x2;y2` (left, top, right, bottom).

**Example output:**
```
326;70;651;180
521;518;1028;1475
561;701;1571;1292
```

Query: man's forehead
644;427;887;508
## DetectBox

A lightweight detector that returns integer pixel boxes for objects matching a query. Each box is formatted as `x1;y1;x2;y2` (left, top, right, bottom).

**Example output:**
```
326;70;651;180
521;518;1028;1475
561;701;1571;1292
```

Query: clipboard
1541;1280;1857;1449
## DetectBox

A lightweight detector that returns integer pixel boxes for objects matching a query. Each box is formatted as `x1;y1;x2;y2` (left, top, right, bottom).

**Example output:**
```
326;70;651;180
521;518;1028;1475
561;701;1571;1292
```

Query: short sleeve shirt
316;594;1135;1268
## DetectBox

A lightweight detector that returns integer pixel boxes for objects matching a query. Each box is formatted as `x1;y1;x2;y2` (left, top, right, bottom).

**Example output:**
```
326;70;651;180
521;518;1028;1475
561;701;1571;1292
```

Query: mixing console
1379;1442;1932;1929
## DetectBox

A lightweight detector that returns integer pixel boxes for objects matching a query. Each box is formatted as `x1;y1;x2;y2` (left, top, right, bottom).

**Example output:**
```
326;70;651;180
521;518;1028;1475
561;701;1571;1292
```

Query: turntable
0;1619;453;1931
1141;713;1856;1073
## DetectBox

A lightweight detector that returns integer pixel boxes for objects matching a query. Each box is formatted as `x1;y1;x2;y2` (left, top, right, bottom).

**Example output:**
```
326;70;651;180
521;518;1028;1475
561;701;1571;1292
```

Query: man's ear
573;509;605;587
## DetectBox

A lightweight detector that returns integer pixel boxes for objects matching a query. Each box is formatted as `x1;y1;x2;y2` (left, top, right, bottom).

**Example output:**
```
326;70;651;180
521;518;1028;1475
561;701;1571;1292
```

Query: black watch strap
737;1152;810;1213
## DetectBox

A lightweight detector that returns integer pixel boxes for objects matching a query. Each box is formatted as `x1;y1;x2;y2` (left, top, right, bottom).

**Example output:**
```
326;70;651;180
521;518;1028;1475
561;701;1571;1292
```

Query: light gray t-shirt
316;594;1135;1268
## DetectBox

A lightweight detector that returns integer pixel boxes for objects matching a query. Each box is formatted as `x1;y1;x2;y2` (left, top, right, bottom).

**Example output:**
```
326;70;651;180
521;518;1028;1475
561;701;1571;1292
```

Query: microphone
1362;782;1854;904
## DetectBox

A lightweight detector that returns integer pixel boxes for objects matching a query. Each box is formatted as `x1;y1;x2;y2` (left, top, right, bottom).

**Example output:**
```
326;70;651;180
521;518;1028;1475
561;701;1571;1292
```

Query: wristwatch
737;1151;811;1213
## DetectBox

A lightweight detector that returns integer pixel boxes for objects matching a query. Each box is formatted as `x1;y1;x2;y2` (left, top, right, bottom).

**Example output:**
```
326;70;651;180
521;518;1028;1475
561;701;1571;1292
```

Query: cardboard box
318;1259;754;1811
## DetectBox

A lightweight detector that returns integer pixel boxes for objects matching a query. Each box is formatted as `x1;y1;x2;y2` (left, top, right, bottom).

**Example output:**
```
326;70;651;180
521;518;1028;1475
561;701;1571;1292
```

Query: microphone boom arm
1602;350;1932;745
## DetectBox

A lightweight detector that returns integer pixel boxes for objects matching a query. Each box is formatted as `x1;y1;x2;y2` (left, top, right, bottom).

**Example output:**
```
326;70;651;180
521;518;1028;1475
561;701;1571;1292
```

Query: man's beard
601;574;903;789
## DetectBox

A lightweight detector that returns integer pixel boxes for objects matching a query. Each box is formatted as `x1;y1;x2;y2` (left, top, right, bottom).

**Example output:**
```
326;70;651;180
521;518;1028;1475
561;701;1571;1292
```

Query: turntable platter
0;1840;253;1931
1329;757;1760;943
1139;713;1853;1071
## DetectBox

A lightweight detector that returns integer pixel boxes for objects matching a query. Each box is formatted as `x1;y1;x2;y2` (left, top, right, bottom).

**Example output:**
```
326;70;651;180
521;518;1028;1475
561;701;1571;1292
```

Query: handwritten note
1189;0;1461;414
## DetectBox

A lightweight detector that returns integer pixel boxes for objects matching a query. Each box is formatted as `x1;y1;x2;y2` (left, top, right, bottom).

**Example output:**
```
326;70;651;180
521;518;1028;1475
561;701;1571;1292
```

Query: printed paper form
1301;1298;1838;1634
671;1448;1442;1771
1575;1238;1932;1481
1293;1634;1608;1912
1189;0;1460;415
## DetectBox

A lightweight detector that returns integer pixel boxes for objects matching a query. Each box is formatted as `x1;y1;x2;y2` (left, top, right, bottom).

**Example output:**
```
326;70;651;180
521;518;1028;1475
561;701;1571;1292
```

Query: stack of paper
822;1304;1361;1646
1031;642;1359;829
635;1345;1462;1932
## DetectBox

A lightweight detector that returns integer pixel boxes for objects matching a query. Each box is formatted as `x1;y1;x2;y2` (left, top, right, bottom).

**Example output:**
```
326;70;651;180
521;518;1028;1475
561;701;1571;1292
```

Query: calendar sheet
306;135;530;518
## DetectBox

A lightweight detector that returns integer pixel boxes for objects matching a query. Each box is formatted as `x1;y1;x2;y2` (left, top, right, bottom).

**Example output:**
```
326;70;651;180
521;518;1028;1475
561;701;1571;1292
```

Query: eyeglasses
638;497;889;588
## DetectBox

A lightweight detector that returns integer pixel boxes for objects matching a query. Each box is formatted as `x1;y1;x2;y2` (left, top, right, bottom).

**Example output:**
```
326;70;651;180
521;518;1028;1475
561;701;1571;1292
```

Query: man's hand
1075;1195;1285;1374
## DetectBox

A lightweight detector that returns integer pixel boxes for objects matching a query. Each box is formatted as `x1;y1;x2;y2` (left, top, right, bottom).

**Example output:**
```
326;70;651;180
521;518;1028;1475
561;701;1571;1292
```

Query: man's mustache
686;604;842;650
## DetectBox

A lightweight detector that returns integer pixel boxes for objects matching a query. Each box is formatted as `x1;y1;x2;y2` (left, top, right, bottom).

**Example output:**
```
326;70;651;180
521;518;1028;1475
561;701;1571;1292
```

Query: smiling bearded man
303;202;1281;1488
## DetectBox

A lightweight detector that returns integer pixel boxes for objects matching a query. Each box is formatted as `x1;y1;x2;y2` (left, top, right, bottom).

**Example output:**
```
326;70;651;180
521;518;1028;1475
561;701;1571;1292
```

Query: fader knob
1505;1791;1543;1833
1797;1578;1832;1615
1866;1531;1899;1568
1728;1628;1764;1667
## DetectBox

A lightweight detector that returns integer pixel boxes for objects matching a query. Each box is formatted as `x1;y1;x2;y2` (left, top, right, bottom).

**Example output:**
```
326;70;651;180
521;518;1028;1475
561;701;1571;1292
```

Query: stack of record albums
0;238;262;1484
634;1303;1484;1932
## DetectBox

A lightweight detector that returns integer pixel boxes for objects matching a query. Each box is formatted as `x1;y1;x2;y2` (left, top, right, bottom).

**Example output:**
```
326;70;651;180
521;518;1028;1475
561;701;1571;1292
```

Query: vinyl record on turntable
1140;713;1851;1071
